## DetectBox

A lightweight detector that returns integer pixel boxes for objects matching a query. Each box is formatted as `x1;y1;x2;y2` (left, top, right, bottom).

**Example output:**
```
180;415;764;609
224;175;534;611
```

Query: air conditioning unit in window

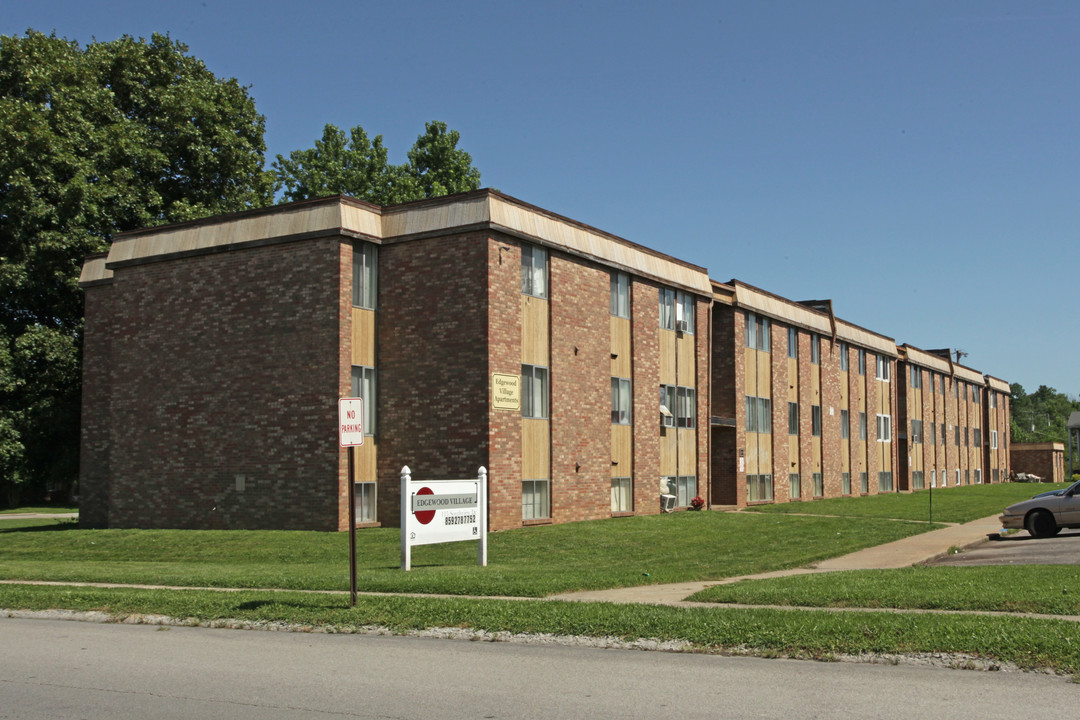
660;494;676;513
676;319;690;333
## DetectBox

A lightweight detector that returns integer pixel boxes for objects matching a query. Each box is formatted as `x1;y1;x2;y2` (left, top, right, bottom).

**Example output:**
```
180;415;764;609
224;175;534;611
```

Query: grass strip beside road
0;512;933;597
1;583;1077;675
689;566;1080;616
743;482;1069;524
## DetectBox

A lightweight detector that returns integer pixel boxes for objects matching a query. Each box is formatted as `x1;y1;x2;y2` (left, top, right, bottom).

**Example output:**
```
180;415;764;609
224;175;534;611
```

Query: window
860;472;869;494
930;373;936;393
962;383;968;400
811;334;820;364
965;469;970;485
521;245;548;298
911;419;923;444
522;479;550;520
522;365;549;419
788;402;799;435
677;292;695;334
993;468;1000;483
929;421;936;446
659;288;676;330
859;412;867;440
660;385;676;428
954;380;959;398
812;405;822;436
878;471;894;492
942;422;948;445
954;425;960;447
876;414;892;442
789;473;801;499
910;366;921;389
942;376;948;397
931;470;936;488
973;427;981;447
745;312;770;350
350;365;377;436
354;482;376;523
788;327;798;358
677;387;697;428
858;348;866;375
964;426;969;447
610;272;629;318
972;387;980;404
842;472;851;495
876;355;891;381
352;243;377;309
991;430;998;449
839;341;849;371
990;392;997;409
745;396;772;433
611;477;632;513
975;468;982;484
841;409;850;439
611;377;631;424
955;469;960;486
747;474;774;502
813;473;823;498
913;471;924;490
676;476;697;507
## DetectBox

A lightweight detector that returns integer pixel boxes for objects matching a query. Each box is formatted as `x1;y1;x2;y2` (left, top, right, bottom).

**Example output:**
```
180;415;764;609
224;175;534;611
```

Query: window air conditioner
676;319;690;333
660;494;677;513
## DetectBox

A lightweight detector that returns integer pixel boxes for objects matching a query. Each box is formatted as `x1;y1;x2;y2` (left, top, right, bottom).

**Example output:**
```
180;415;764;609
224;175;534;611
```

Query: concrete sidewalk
549;514;1006;606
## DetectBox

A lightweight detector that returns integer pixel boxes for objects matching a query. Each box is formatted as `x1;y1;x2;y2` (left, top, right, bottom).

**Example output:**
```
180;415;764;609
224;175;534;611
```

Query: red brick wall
376;232;492;526
79;281;113;528
694;298;711;503
820;338;844;497
549;254;610;523
99;237;344;530
632;282;661;513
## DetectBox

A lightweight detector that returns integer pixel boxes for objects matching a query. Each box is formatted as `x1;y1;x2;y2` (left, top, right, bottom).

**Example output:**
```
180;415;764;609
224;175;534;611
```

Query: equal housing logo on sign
400;466;488;571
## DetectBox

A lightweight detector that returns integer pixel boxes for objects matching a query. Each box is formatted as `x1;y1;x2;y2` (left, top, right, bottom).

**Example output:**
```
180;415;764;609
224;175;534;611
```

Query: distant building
1010;443;1065;484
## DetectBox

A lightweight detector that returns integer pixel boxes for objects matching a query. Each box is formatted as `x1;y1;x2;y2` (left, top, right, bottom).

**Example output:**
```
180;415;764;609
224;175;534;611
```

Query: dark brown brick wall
709;305;737;504
99;237;344;530
79;282;113;528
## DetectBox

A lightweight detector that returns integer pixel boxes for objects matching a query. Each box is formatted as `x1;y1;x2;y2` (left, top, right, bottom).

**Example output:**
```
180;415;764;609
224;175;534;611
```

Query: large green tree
273;120;481;204
0;30;273;505
1010;383;1080;445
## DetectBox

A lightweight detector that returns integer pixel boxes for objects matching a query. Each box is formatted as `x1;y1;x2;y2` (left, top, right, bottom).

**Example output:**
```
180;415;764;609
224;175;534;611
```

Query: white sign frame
338;398;364;447
400;466;488;571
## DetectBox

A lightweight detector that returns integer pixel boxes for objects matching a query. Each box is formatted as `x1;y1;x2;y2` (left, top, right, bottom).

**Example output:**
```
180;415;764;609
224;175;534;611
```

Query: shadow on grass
236;598;349;612
0;521;81;534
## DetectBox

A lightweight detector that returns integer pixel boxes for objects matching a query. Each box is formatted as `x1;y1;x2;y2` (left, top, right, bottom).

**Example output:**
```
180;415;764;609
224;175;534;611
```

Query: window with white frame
788;402;799;435
789;473;801;499
676;292;695;334
676;476;697;507
788;326;798;358
839;342;849;371
350;365;377;436
911;419;923;444
352;243;377;309
876;355;891;381
610;272;629;318
677;387;697;428
955;469;960;485
747;474;774;502
521;245;548;298
975;468;982;484
522;365;549;419
913;471;924;490
611;377;631;425
812;405;822;436
354;482;376;523
931;470;937;487
990;392;997;409
611;477;632;513
876;414;892;442
991;430;998;449
660;385;676;428
659;288;676;330
745;396;772;433
522;479;550;519
745;312;770;351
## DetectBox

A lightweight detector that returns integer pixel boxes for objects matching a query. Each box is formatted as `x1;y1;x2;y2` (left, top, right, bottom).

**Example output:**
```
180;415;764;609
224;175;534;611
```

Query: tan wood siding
521;295;549;366
522;418;550;480
610;316;631;378
611;424;633;476
351;307;376;366
659;329;676;385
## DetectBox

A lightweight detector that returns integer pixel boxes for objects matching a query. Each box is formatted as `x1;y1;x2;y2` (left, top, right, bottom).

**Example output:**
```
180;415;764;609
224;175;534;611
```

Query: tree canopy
0;30;273;504
272;120;481;204
1010;383;1080;445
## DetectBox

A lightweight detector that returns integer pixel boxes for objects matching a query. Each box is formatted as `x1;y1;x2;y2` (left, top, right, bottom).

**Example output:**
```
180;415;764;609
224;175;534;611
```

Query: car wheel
1025;510;1058;539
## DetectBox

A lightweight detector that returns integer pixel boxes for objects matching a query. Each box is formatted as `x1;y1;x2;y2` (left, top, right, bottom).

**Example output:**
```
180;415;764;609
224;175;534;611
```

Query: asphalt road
1;616;1075;720
931;528;1080;566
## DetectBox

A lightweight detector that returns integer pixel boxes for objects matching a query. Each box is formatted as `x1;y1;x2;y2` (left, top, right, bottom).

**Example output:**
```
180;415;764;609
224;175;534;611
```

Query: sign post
338;398;364;607
401;465;488;571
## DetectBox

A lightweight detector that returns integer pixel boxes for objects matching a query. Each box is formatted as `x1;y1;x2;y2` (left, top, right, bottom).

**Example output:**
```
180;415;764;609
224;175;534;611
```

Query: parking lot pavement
928;528;1080;567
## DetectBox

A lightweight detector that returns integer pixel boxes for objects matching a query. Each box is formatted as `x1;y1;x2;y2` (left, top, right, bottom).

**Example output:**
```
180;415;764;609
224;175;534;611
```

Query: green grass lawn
0;505;78;514
0;511;932;597
743;482;1068;524
689;565;1080;615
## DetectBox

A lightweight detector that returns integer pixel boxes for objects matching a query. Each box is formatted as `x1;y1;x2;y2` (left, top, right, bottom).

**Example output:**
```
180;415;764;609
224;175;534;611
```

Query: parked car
999;479;1080;538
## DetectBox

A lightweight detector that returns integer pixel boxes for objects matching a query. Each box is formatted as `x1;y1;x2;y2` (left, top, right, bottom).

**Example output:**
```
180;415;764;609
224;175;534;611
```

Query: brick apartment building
79;190;1013;530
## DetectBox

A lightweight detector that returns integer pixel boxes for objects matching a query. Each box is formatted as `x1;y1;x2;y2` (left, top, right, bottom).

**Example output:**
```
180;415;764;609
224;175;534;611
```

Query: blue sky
5;1;1078;397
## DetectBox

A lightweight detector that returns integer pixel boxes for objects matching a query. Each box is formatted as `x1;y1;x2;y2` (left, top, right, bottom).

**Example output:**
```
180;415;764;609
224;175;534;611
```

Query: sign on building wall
491;373;521;410
400;466;488;571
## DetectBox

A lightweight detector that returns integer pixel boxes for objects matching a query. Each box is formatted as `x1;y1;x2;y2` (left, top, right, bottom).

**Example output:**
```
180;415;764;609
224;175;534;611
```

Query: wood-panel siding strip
522;418;550;479
611;424;633;475
610;317;631;378
521;296;549;367
351;308;376;366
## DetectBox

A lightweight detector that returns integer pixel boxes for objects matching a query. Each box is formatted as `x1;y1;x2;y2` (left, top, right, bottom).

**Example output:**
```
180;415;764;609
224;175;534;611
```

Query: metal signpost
400;465;488;571
338;398;364;607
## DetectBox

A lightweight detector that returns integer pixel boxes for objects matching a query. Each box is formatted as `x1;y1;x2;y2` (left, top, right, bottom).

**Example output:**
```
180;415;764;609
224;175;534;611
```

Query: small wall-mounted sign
492;373;521;410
